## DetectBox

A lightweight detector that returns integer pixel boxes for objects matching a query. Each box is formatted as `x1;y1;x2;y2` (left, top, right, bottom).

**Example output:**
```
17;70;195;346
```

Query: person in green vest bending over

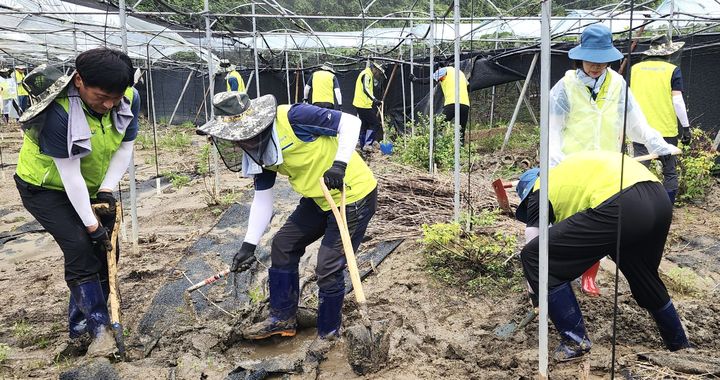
548;24;680;297
14;48;140;357
220;59;246;93
352;61;386;151
410;64;470;142
630;36;690;204
515;151;689;361
197;92;377;356
303;62;342;110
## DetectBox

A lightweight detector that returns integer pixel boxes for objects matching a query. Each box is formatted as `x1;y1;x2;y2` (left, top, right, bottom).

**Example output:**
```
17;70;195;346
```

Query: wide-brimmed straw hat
568;24;623;63
644;36;685;56
197;93;278;170
20;65;74;123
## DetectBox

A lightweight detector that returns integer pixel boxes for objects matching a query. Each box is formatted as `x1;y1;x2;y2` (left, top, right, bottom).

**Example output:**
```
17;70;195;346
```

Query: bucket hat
320;62;335;73
514;168;540;223
197;92;277;169
370;61;387;79
20;65;74;123
568;24;623;63
644;36;685;56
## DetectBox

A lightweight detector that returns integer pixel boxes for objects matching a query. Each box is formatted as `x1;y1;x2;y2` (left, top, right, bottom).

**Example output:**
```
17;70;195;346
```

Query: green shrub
421;221;522;295
677;129;718;203
163;171;191;188
394;114;476;172
0;343;9;364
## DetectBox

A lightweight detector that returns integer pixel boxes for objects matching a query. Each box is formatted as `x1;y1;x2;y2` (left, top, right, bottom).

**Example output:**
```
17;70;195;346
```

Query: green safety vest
311;70;335;105
16;87;135;197
630;60;677;137
269;104;377;211
561;69;625;156
532;151;659;222
352;67;374;109
226;70;246;93
439;67;470;106
15;70;28;96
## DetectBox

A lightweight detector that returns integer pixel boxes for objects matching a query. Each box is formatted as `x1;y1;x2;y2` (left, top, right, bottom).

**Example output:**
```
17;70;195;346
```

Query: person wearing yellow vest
352;61;386;150
303;62;342;110
219;59;246;92
197;92;377;355
0;67;20;123
14;48;140;358
14;65;29;112
549;24;681;297
630;37;690;204
514;151;690;361
410;65;470;141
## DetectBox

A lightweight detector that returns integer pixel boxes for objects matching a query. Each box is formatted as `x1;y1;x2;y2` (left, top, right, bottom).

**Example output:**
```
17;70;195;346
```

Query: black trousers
441;104;470;141
633;136;679;191
270;188;377;296
15;174;113;283
521;181;673;311
356;107;383;144
312;102;335;110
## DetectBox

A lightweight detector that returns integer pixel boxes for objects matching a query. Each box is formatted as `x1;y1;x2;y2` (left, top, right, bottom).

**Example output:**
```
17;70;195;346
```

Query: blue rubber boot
667;190;677;204
243;268;299;340
548;282;592;361
650;301;690;351
68;277;116;357
68;280;109;339
317;291;344;338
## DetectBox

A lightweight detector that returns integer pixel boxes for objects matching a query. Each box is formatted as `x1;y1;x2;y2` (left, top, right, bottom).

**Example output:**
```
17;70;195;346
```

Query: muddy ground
1;121;719;380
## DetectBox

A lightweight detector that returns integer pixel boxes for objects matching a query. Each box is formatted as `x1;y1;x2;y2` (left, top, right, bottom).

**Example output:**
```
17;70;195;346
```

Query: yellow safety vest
311;70;336;105
439;67;470;106
561;69;625;156
630;60;677;137
269;105;377;211
16;87;136;197
15;70;28;96
352;67;374;109
225;70;246;93
531;151;660;222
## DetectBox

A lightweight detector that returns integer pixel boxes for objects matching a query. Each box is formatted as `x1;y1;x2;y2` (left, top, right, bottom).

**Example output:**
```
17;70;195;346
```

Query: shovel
92;202;126;359
319;179;388;375
493;308;537;340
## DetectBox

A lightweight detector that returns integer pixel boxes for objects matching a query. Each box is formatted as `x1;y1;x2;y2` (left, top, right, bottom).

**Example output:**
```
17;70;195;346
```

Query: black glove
409;73;417;82
681;127;692;145
372;99;382;107
231;242;257;272
93;191;116;216
323;161;347;191
89;225;113;254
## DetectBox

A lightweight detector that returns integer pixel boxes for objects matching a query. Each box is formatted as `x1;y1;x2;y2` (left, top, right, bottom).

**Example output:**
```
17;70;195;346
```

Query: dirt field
1;121;719;379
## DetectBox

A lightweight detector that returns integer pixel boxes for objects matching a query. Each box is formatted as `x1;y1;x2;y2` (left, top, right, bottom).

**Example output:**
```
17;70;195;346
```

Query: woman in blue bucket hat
546;24;680;297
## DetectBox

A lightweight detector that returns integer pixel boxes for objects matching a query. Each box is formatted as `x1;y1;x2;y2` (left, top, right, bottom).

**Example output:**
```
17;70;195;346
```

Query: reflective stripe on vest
562;69;624;156
225;70;245;92
439;67;470;106
352;67;374;109
15;71;28;96
311;70;336;105
532;151;660;222
630;60;677;137
15;87;135;197
271;104;377;211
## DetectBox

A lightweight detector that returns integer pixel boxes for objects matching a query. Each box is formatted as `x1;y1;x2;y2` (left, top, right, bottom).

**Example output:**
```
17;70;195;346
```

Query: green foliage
159;131;192;151
474;123;540;153
0;343;9;364
662;267;702;296
460;209;500;228
394;114;475;172
12;321;31;339
421;220;521;295
163;171;191;188
247;286;265;304
197;143;211;175
677;129;718;203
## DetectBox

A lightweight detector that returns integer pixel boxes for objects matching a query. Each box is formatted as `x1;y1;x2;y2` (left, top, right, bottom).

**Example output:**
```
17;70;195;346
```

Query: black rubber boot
548;282;592;361
68;276;116;357
650;301;690;351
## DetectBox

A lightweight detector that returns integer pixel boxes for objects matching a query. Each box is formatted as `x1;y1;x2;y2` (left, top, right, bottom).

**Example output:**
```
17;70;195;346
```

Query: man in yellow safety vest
303;62;342;110
15;65;29;113
220;59;246;93
352;61;386;151
410;64;470;142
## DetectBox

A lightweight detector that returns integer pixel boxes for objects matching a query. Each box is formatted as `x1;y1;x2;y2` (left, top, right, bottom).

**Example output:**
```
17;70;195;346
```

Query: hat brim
320;65;335;73
568;45;624;63
643;41;685;56
197;94;277;142
19;73;74;123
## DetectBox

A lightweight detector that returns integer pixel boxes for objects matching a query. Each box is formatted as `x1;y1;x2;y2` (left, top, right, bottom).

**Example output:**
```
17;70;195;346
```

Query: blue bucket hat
568;24;623;63
515;168;540;223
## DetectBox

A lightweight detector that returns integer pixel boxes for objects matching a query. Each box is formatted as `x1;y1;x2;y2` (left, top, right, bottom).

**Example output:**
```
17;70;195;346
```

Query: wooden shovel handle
92;203;122;325
319;179;366;304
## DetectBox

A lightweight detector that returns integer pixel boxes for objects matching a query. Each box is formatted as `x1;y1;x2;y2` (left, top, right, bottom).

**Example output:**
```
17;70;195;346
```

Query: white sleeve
525;227;539;244
99;141;134;191
672;94;690;128
548;81;568;167
334;112;361;164
334;87;343;106
303;84;311;101
243;188;273;245
53;157;97;227
626;89;681;156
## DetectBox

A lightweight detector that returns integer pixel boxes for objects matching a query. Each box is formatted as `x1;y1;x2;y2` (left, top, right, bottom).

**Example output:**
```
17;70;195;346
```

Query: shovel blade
492;179;512;214
345;320;390;375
